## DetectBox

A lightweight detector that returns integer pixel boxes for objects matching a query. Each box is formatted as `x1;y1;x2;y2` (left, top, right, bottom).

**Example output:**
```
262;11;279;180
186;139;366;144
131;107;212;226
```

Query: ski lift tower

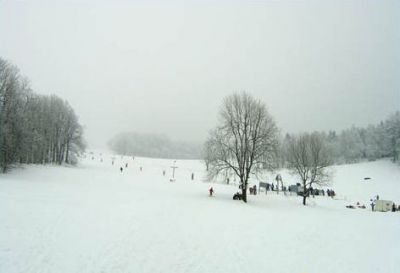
170;160;178;182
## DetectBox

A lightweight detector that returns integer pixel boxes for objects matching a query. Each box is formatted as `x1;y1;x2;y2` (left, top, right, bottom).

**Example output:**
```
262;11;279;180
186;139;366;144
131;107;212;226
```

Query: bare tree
204;92;279;202
286;132;333;205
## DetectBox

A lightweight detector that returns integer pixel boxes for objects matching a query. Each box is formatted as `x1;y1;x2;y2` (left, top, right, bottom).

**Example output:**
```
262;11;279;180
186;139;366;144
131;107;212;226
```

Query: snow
1;154;399;273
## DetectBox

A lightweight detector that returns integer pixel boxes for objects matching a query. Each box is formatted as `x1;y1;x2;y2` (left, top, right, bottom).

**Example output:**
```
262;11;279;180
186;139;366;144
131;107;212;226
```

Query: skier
120;167;123;173
209;187;214;197
125;163;128;168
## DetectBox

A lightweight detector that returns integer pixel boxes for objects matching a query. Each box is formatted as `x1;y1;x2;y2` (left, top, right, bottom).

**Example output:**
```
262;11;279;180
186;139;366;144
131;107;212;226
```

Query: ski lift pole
170;160;178;181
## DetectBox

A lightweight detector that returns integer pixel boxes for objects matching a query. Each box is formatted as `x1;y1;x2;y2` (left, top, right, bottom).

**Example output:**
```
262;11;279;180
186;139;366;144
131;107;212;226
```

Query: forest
0;57;85;172
278;113;400;166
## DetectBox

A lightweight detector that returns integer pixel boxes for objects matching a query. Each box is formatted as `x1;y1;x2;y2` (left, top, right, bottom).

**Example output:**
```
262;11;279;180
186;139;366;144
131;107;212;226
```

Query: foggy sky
1;0;399;148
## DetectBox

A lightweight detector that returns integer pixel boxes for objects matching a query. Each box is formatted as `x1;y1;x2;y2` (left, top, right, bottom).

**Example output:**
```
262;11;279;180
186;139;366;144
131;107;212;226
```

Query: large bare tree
286;132;333;205
204;92;279;202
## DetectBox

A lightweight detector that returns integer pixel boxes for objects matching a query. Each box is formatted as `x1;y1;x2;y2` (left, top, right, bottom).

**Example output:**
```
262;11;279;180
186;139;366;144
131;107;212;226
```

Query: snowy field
1;153;399;273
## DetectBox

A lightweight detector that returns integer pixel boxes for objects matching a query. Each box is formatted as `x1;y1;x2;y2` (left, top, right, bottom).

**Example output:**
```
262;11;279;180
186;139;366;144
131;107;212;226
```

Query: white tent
374;200;394;212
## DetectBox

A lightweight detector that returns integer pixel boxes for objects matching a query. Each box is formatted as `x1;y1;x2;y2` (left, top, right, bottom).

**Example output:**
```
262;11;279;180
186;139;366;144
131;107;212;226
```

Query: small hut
374;200;394;212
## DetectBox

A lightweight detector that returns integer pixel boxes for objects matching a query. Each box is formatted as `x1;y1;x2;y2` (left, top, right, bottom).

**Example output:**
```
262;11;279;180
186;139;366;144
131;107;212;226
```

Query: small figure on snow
209;187;214;197
191;173;194;180
163;170;166;176
370;200;375;211
249;187;253;195
392;203;396;212
120;167;123;173
310;187;315;198
125;163;128;168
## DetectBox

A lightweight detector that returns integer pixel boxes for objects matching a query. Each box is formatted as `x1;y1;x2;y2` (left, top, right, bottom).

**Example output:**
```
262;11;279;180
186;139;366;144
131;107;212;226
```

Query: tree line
0;57;85;173
280;112;400;166
108;131;201;159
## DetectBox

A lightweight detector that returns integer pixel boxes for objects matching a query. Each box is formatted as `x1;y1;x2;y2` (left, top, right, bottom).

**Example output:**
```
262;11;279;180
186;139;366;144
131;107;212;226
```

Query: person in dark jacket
209;187;214;197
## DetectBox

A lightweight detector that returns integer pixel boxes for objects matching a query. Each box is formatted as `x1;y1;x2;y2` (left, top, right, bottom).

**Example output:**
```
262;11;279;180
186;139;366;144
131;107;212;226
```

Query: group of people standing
326;189;336;197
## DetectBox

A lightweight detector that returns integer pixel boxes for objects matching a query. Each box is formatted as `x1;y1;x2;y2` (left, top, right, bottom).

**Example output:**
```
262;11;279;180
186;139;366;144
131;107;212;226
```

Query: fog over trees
105;107;400;168
1;52;399;177
266;112;399;178
281;112;400;166
0;57;85;173
1;54;398;176
108;132;202;159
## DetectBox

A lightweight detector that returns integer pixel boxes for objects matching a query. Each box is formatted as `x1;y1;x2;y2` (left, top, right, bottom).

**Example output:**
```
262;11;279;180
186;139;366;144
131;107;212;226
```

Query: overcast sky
1;0;399;147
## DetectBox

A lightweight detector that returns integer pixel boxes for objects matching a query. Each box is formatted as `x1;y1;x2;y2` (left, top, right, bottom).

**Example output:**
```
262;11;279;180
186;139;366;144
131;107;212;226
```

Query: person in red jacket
209;187;214;197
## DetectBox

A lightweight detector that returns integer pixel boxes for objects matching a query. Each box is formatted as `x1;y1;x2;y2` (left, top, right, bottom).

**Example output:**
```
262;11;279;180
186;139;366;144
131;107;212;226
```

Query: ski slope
0;153;399;273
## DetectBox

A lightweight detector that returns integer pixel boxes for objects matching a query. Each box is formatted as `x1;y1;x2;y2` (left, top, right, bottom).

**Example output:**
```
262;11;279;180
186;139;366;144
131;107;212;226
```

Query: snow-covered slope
0;154;399;273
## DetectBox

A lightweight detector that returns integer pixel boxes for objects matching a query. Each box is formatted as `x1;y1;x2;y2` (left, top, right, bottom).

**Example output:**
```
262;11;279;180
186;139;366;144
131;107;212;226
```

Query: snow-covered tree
339;126;364;163
385;111;400;162
0;57;85;172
